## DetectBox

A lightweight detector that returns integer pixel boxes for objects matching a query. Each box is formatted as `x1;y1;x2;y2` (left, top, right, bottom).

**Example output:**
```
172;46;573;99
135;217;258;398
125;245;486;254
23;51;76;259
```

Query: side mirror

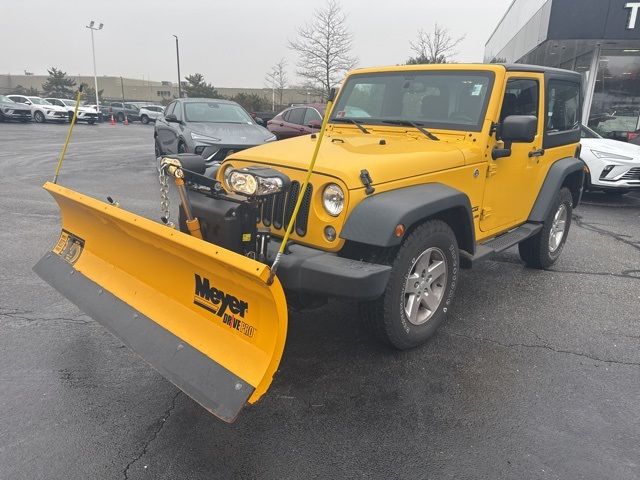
500;115;537;143
256;118;265;126
165;113;179;123
493;115;537;159
308;120;321;129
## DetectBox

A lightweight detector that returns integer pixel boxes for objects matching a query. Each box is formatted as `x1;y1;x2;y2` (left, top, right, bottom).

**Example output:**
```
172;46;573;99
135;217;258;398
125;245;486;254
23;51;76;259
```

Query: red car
267;104;326;139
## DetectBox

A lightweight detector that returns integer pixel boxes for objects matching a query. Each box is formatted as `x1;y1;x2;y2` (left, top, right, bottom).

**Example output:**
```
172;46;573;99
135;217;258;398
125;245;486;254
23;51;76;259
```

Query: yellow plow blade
34;182;287;422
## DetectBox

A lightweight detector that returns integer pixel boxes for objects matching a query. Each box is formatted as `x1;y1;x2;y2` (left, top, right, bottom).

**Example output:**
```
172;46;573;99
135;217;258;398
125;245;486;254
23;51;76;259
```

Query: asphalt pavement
1;122;638;479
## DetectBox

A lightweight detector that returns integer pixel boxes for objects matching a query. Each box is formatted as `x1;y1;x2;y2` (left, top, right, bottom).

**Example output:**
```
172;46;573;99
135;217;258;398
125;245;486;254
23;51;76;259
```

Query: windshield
0;95;10;102
184;102;253;123
61;99;77;107
331;71;494;132
28;97;50;105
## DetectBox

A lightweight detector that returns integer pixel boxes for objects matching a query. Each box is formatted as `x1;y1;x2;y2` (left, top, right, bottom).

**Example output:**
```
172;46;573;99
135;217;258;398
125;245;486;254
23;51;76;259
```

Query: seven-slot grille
261;181;313;236
620;167;640;181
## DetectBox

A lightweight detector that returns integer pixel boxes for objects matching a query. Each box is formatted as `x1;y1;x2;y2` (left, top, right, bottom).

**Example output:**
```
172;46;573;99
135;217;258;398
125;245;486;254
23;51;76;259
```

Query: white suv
139;105;165;124
581;125;640;195
45;98;98;124
7;95;68;123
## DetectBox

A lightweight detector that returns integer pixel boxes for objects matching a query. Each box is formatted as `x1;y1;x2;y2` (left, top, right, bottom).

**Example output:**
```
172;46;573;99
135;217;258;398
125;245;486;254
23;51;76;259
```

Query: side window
173;102;183;121
282;109;291;122
164;102;175;117
303;108;322;125
500;79;539;122
546;80;580;132
287;108;305;125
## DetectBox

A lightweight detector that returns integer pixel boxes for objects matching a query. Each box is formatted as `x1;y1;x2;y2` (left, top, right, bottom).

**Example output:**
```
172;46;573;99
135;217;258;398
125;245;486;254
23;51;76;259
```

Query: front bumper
2;110;31;120
44;111;69;121
265;241;391;300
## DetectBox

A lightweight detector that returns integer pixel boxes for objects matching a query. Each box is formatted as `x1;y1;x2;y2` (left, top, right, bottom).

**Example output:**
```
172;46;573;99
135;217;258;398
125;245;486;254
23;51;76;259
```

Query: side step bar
463;222;543;266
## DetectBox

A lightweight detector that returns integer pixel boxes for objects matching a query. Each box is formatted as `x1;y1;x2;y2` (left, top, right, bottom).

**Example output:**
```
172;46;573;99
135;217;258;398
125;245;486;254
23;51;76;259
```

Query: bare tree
288;0;357;100
407;24;466;64
265;58;288;110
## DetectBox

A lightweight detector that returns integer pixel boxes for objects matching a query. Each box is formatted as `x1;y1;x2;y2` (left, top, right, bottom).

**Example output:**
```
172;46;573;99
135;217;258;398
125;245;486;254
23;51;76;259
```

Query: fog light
324;226;337;241
600;165;615;179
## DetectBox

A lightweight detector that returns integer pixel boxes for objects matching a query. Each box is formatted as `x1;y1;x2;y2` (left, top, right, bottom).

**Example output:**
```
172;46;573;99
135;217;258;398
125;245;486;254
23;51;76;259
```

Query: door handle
279;123;284;127
528;148;545;158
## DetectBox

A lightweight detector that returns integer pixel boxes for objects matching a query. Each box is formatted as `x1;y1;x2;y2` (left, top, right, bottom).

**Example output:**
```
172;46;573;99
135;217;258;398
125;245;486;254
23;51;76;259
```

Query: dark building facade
486;0;640;140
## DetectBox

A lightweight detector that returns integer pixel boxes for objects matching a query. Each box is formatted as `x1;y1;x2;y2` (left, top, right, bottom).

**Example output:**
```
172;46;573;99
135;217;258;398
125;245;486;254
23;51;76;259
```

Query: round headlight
228;170;258;196
322;184;344;216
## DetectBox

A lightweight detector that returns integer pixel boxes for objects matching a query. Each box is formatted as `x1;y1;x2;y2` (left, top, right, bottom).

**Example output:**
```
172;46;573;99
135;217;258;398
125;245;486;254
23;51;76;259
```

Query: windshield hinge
487;163;498;177
360;169;375;195
490;122;499;136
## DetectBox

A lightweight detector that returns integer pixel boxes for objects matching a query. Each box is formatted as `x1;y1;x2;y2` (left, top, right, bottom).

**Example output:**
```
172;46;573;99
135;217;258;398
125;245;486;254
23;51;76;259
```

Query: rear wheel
141;115;149;125
519;187;573;269
34;111;45;123
360;220;459;350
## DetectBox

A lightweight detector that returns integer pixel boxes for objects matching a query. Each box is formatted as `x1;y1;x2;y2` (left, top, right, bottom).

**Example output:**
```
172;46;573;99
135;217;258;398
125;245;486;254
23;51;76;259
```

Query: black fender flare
340;183;475;254
528;157;585;222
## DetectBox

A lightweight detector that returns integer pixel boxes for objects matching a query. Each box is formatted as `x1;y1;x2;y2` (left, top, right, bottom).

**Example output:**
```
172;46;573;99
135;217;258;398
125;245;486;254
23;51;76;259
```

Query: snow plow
34;181;288;422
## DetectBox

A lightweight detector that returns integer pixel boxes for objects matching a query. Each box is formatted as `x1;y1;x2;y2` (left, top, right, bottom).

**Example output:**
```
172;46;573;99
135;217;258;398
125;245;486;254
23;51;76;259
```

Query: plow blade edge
34;182;288;422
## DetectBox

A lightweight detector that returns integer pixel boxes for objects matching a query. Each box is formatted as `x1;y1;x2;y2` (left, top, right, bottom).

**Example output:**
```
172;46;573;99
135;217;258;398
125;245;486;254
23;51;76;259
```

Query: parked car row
0;95;165;125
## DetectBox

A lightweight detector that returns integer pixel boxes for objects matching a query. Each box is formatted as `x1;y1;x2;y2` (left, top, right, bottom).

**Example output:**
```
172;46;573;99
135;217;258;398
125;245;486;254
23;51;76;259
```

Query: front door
480;73;545;233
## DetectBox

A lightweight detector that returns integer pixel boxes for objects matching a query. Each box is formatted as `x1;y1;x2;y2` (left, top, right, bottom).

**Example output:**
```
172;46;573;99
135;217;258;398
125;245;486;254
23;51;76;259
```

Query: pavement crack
573;214;640;254
447;331;640;367
488;259;640;281
123;391;181;480
0;311;90;326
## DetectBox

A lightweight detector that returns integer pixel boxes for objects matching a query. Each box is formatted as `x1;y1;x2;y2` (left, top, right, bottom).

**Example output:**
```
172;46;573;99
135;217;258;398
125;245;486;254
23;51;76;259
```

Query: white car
139;105;165;124
581;125;640;195
45;98;98;124
7;95;68;123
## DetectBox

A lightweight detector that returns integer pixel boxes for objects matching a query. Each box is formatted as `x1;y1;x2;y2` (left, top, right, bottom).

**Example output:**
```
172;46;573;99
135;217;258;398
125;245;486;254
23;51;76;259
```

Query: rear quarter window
543;78;581;149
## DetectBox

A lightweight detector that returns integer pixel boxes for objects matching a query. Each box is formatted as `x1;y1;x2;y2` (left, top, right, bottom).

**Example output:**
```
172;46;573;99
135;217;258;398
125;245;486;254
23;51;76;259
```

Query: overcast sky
2;0;512;87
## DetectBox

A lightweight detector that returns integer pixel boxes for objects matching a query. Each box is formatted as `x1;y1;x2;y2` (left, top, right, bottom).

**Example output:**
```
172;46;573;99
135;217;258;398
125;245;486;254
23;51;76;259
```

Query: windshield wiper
331;117;370;134
381;120;439;141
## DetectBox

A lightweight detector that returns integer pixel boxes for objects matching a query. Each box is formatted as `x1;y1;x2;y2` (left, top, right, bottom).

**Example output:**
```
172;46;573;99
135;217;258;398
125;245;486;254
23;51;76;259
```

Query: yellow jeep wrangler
197;63;584;345
35;64;585;422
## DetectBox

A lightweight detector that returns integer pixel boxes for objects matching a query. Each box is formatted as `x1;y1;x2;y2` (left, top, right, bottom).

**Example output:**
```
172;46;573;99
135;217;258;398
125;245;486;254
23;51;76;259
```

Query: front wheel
360;220;459;350
34;111;45;123
155;137;163;157
519;187;573;269
141;115;149;125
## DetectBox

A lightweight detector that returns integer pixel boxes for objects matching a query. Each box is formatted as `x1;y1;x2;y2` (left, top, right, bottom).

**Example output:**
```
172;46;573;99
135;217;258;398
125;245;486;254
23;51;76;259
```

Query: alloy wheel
549;204;567;253
403;247;448;326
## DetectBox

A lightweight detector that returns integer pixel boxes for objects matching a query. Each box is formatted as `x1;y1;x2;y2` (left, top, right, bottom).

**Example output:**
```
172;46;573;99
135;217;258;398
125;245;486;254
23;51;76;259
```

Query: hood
38;103;67;112
228;130;467;189
581;137;640;159
188;122;274;145
77;106;97;113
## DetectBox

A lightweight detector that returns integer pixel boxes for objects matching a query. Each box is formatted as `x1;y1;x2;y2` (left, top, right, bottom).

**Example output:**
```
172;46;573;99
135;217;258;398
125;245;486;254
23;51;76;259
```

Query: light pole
173;35;182;98
86;21;103;115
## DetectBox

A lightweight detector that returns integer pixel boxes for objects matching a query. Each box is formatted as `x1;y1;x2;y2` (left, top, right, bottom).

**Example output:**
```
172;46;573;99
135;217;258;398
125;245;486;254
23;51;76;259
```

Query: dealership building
486;0;640;139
